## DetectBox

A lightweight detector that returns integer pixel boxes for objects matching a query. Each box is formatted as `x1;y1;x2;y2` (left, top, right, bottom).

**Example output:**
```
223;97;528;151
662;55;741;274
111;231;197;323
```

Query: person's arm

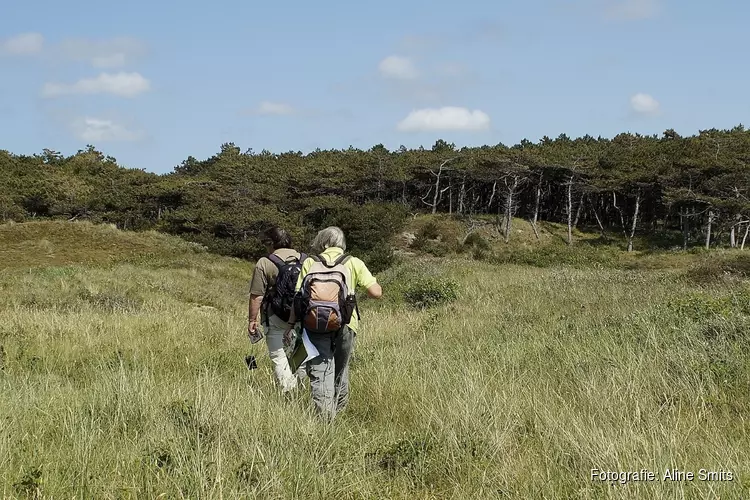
248;262;267;337
355;258;381;299
248;294;264;335
282;308;297;345
366;282;382;299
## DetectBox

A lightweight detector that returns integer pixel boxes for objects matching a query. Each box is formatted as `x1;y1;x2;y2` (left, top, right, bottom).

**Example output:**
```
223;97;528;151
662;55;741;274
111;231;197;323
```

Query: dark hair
263;227;292;249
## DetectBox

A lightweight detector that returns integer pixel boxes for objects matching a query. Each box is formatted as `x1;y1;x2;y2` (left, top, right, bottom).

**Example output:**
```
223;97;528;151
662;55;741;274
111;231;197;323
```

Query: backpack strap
334;254;351;266
261;281;272;326
267;253;285;269
262;254;284;326
316;253;351;269
269;252;306;267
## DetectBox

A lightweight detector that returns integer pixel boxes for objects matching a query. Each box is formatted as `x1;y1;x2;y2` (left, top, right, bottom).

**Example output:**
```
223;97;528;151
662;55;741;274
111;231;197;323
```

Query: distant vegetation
2;125;749;272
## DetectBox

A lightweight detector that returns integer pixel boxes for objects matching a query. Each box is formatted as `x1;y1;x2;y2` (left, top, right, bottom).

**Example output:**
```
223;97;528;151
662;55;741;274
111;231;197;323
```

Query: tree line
1;125;749;269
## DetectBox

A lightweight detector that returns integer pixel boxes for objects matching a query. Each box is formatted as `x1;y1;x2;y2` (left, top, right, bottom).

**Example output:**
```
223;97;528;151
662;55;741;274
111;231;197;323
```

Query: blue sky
1;0;747;173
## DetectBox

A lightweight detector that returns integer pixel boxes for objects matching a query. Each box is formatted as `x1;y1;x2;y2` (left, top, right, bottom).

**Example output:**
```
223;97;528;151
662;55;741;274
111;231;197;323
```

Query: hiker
248;227;307;392
283;226;382;421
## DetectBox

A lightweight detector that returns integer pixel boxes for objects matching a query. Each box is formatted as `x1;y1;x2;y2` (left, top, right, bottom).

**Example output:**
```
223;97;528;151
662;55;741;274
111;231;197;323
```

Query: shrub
14;467;43;497
78;289;144;312
463;232;491;251
472;247;491;261
669;293;735;320
685;253;750;284
410;218;466;257
490;244;619;269
361;246;401;275
404;277;459;309
669;288;750;321
371;435;435;474
700;316;750;346
370;260;458;309
412;217;464;254
373;263;421;306
419;221;441;240
411;236;451;257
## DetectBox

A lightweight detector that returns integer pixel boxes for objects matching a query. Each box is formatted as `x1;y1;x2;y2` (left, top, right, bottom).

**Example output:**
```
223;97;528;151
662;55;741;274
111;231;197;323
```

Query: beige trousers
265;314;306;392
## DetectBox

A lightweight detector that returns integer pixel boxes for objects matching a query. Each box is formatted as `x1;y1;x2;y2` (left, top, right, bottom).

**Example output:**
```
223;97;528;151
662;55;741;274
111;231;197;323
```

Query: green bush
411;217;464;256
669;289;750;321
418;222;441;240
361;246;401;275
686;253;750;284
472;247;491;261
373;264;419;303
411;236;451;257
463;232;491;251
490;244;619;269
404;277;459;309
410;234;428;251
670;293;735;320
370;260;458;309
369;434;436;475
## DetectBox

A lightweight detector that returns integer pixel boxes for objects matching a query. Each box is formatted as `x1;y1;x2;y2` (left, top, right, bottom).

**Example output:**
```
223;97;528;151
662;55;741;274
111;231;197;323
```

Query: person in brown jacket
248;227;307;392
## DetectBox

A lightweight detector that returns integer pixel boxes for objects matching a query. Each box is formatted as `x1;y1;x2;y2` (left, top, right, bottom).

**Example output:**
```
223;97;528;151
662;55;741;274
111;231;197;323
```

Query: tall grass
1;222;749;498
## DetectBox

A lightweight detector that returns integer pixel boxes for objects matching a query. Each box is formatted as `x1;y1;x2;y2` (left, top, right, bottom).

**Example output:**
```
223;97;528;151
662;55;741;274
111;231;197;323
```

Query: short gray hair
311;226;346;253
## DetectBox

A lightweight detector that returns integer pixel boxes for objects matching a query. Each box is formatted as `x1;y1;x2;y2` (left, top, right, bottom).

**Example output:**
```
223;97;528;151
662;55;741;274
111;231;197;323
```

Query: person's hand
248;320;258;339
283;325;294;347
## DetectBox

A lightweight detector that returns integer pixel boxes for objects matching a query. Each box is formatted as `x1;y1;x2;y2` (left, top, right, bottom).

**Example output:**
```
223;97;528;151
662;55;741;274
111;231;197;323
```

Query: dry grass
0;220;208;269
1;221;749;498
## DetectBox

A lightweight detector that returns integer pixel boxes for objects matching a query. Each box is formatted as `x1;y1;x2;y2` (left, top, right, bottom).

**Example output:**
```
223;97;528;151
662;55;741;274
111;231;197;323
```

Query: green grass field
1;220;749;498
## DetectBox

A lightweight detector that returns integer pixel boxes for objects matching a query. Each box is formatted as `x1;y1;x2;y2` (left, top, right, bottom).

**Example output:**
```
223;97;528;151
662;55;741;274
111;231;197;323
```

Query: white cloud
254;101;296;115
630;93;660;115
605;0;661;20
41;72;150;98
397;106;490;132
57;37;147;68
91;53;127;68
379;55;419;80
0;33;44;56
71;117;142;142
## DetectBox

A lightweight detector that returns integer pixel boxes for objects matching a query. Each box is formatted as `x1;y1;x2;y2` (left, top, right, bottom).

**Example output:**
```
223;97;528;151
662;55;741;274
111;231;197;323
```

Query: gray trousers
305;326;355;421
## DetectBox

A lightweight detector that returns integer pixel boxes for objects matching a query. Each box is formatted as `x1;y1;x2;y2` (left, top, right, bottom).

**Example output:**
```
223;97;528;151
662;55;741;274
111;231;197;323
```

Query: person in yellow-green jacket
283;226;382;421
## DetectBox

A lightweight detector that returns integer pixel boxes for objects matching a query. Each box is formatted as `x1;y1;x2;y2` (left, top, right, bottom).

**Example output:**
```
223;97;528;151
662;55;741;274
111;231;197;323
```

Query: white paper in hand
301;329;319;363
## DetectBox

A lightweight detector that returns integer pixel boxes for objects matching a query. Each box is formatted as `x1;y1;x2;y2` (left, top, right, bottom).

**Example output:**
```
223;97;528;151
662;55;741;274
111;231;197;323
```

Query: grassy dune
1;221;749;498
